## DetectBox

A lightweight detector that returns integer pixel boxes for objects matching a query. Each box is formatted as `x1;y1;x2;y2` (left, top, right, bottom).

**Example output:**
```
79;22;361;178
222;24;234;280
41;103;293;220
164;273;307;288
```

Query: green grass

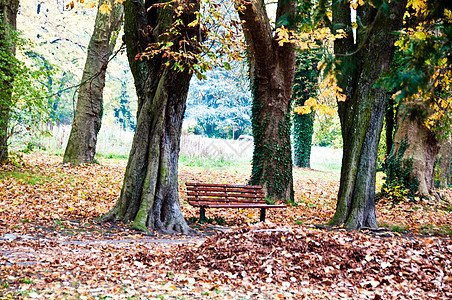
420;224;452;236
309;146;342;173
178;154;251;174
0;170;50;185
19;278;34;285
379;222;409;233
95;152;129;160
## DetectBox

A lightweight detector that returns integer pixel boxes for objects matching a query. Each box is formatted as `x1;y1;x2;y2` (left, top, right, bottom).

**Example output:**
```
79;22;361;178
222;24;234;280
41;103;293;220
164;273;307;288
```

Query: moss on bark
0;0;19;161
329;0;408;230
103;0;199;235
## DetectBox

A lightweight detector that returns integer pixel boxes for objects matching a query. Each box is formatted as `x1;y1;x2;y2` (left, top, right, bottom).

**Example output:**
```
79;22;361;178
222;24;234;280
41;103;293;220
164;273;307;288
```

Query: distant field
310;146;342;173
15;125;343;174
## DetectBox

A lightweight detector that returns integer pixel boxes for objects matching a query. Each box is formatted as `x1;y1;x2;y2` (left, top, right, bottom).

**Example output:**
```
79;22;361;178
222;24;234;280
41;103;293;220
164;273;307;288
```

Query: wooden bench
185;182;286;223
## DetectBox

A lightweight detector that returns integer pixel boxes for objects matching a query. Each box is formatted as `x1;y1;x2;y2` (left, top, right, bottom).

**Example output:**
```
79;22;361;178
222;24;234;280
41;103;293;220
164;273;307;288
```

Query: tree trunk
436;133;451;189
293;50;321;168
293;113;314;168
329;0;407;230
385;95;395;159
390;102;441;196
0;0;19;162
63;0;123;165
236;0;296;202
103;0;199;234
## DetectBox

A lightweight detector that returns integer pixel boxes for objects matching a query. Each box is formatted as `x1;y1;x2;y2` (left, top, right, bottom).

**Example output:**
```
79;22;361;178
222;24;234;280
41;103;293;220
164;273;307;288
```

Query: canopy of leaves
0;24;57;150
379;0;452;137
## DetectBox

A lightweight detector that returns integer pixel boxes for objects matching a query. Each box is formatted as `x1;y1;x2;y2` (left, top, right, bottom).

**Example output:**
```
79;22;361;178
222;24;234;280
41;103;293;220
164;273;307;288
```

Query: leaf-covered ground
0;154;451;299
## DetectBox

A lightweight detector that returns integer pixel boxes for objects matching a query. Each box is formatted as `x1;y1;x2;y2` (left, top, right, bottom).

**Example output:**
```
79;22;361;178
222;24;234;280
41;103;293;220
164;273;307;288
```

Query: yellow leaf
99;2;112;15
305;97;317;107
294;106;311;115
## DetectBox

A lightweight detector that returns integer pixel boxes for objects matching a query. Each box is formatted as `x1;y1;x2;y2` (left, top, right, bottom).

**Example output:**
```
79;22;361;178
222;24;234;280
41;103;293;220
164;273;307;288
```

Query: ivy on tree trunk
329;0;407;230
293;49;322;168
103;0;200;234
0;0;19;162
63;0;123;165
236;0;296;202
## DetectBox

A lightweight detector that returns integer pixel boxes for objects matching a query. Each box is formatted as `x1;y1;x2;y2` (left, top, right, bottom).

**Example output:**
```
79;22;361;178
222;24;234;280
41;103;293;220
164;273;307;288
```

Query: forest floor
0;154;451;299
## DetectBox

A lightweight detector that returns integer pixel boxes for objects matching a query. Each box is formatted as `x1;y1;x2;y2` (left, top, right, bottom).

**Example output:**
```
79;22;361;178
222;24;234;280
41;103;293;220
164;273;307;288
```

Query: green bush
380;137;420;202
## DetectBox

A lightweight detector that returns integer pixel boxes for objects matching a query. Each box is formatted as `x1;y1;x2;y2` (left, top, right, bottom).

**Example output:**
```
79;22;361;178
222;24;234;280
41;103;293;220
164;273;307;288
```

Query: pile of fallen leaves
138;223;452;298
1;224;451;299
1;154;452;299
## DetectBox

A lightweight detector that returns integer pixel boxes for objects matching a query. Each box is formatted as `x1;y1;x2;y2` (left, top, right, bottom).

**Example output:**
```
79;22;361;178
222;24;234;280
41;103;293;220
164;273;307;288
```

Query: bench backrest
186;182;265;205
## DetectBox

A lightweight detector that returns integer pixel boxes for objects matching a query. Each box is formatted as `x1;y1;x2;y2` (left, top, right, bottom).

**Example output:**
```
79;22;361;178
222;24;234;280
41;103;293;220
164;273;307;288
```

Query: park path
0;232;207;267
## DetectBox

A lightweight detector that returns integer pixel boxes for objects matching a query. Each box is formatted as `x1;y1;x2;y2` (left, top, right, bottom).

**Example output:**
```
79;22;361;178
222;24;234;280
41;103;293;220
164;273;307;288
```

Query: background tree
113;70;136;131
103;0;201;234
436;134;452;188
0;0;19;161
381;0;452;199
63;0;124;165
185;62;252;139
328;0;407;230
235;0;297;202
293;48;322;168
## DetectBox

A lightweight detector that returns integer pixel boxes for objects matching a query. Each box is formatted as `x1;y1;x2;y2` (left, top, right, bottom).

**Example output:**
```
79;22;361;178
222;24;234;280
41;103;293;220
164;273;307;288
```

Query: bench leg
199;207;206;224
260;208;266;222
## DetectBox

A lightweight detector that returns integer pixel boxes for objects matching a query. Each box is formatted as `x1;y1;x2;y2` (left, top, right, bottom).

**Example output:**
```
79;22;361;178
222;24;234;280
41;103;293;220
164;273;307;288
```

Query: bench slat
187;191;264;198
188;202;285;208
186;187;264;194
186;182;262;189
187;197;266;203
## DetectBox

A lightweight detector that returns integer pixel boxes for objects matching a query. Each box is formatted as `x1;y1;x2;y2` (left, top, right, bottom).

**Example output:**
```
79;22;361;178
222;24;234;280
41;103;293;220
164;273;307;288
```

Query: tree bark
293;50;321;168
236;0;296;202
63;0;123;165
103;0;199;234
329;0;407;230
293;113;314;168
436;133;451;189
385;95;395;159
0;0;19;162
390;102;441;196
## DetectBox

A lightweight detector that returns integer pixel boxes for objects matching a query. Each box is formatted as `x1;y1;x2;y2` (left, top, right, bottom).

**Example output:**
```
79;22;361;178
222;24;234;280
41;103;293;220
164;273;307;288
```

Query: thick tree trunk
385;95;395;159
103;0;199;234
293;50;321;168
63;0;123;165
236;0;296;202
329;0;407;230
0;0;19;161
436;133;452;188
390;102;441;196
293;113;314;168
